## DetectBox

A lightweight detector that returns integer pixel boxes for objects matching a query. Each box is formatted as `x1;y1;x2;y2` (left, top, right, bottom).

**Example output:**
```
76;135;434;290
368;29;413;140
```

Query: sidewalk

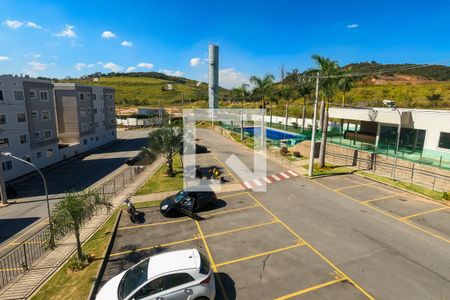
0;156;165;300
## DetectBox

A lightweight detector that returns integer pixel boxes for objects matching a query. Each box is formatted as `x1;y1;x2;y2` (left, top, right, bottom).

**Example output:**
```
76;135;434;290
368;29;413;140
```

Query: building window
100;94;104;100
36;151;42;159
17;112;26;123
32;111;39;119
81;123;87;132
79;93;85;101
87;107;91;114
42;110;51;120
96;136;99;141
40;91;49;101
438;132;450;150
24;156;31;162
89;122;92;129
93;108;97;114
80;108;86;117
29;90;36;99
92;94;97;100
14;90;24;101
19;134;28;144
109;107;114;112
83;139;87;145
0;138;9;148
2;160;12;171
34;131;41;140
86;93;90;100
0;90;4;102
111;131;115;136
44;129;52;140
0;113;6;125
110;119;114;125
46;149;53;157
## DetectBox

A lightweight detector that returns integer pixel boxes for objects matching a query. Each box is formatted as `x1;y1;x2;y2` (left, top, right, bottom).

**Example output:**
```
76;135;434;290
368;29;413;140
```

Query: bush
291;122;298;128
68;253;94;272
443;191;449;201
293;151;301;157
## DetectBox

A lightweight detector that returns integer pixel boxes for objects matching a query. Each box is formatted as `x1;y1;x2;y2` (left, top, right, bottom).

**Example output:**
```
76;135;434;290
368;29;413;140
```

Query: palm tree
278;85;294;130
297;73;314;132
51;190;113;260
311;55;342;168
145;127;183;176
337;70;355;107
250;73;275;124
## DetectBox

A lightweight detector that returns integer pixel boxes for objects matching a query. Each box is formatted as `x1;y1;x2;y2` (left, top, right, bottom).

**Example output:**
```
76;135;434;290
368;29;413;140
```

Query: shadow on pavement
215;272;236;300
0;217;40;244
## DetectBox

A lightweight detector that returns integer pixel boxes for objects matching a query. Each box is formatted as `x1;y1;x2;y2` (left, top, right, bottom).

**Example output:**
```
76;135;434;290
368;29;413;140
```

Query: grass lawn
32;210;120;300
303;163;354;177
358;171;448;201
133;199;163;209
135;154;183;195
229;131;255;149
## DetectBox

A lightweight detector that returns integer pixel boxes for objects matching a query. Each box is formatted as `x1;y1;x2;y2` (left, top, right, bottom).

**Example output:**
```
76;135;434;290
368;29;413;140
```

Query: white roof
147;248;200;279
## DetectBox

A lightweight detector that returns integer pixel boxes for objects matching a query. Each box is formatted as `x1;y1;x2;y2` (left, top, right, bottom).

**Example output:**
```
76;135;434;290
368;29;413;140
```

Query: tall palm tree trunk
319;98;325;131
269;99;273;126
341;91;346;107
74;225;82;259
167;156;173;176
284;100;289;130
318;102;329;168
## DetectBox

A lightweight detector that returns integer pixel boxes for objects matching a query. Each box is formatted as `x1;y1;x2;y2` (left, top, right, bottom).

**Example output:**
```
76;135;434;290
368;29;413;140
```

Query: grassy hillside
57;74;226;107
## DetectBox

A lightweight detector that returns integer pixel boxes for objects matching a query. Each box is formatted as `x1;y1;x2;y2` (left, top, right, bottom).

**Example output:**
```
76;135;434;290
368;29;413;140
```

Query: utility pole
308;72;320;177
0;169;7;205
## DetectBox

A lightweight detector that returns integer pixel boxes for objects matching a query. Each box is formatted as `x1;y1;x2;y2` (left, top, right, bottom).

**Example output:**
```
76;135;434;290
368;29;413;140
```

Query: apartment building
0;75;59;181
0;76;116;182
53;83;116;154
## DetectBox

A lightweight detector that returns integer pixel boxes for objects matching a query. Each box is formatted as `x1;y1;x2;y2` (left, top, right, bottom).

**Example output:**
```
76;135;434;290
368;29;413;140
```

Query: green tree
296;72;315;132
250;73;275;124
337;71;355;107
51;190;113;260
145;127;183;176
311;55;342;168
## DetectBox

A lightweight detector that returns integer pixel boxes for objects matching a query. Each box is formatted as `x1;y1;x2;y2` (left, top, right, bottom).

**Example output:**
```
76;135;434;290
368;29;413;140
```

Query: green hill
55;72;227;107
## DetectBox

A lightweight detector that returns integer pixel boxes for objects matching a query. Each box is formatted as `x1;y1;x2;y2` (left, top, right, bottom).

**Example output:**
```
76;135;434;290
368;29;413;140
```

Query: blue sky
0;0;449;88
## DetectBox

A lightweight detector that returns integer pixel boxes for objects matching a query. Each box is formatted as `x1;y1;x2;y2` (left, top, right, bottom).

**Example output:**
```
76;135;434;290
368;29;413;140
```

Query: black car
179;143;208;155
160;190;217;217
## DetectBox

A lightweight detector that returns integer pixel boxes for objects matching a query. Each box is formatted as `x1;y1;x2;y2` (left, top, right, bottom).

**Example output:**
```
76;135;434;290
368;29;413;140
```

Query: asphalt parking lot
100;191;369;300
313;174;450;241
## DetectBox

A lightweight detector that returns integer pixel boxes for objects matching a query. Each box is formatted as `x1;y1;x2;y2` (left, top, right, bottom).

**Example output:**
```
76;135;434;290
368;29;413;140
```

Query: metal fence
0;165;146;291
325;151;450;192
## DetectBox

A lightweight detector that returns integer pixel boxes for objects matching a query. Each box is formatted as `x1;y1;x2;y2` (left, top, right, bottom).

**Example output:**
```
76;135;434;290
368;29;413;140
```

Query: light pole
308;72;320;177
0;152;55;248
383;100;402;180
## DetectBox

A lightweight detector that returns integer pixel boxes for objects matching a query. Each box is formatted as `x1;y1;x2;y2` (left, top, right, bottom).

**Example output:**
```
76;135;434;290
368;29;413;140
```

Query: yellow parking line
313;180;450;245
215;242;304;268
109;237;200;257
211;151;239;182
195;220;229;300
201;204;260;218
274;278;347;300
204;220;278;238
362;193;408;204
246;192;375;300
400;206;450;220
117;218;191;231
335;182;376;191
219;191;248;199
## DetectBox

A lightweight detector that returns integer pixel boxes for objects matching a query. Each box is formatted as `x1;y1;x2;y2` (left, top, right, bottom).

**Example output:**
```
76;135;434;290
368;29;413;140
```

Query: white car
96;248;216;300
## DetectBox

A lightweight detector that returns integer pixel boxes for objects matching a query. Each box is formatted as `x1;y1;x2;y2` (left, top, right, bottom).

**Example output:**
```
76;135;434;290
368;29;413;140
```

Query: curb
88;210;123;300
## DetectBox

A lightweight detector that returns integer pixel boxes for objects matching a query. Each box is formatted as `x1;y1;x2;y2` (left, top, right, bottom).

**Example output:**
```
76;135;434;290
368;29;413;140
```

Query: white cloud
0;56;9;62
190;57;201;67
56;24;76;38
101;31;117;38
137;62;154;69
121;40;132;47
74;62;86;71
103;62;122;72
347;24;359;29
87;63;95;67
29;60;47;71
126;66;136;72
159;69;184;77
25;21;42;29
219;68;248;89
33;53;41;58
96;61;103;65
4;19;22;29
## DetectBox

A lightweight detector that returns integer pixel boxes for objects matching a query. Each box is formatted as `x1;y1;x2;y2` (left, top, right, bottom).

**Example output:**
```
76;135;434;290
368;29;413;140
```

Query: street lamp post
0;152;55;248
308;72;320;177
383;100;402;180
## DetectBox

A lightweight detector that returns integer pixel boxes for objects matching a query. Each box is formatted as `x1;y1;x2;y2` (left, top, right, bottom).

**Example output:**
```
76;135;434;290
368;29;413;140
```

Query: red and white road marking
241;170;299;190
